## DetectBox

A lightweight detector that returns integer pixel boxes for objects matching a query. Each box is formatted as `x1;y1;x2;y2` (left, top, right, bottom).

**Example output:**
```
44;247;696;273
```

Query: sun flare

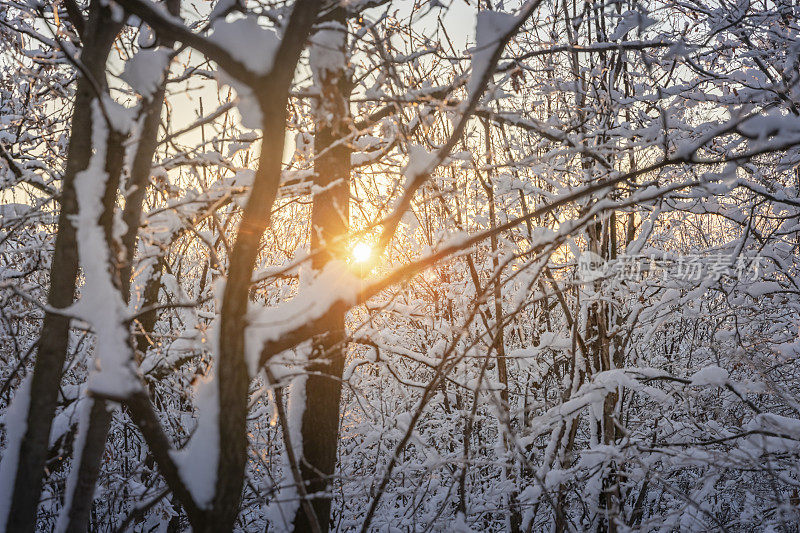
352;242;372;263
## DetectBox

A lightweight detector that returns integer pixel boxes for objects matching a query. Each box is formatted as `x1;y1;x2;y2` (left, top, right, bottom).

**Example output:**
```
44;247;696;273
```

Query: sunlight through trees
1;0;800;531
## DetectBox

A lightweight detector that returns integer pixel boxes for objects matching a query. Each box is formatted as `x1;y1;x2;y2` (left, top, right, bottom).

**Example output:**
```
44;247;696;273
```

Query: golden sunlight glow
352;242;372;263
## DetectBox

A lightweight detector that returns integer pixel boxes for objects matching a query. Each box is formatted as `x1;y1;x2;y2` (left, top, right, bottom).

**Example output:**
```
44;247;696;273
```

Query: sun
352;242;372;263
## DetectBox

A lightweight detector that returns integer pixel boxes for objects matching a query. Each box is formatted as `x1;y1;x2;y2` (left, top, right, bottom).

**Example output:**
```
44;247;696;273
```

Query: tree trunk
294;10;351;532
59;1;178;525
7;3;121;530
212;1;321;529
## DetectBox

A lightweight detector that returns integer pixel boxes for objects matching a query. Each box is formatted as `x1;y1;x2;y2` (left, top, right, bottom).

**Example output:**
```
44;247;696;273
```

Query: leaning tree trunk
211;1;322;528
293;9;351;532
6;3;121;531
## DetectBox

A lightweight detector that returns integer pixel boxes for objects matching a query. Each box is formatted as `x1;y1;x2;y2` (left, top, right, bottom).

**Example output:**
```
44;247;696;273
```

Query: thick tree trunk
212;2;322;529
7;4;121;530
60;5;178;524
293;10;351;532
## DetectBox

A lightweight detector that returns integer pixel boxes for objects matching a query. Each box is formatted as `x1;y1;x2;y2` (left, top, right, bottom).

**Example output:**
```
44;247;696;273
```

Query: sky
154;0;481;166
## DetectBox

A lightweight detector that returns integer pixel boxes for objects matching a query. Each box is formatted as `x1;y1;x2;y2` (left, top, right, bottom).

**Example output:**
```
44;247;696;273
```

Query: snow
264;374;307;532
609;9;657;40
170;371;219;508
738;111;800;151
218;72;263;130
0;375;32;530
744;413;800;450
690;365;729;387
536;331;572;351
0;203;32;220
5;2;800;530
745;281;782;298
309;21;347;84
467;11;518;96
452;512;475;532
55;397;95;533
48;391;80;448
69;104;137;397
121;47;172;98
244;260;360;377
285;375;307;462
209;16;279;75
402;144;435;188
137;23;156;48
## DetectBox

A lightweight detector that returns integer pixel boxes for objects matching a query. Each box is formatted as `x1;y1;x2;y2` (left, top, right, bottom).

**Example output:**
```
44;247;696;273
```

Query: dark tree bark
7;3;121;530
211;1;322;529
60;398;113;533
81;1;323;528
293;9;352;532
60;3;180;529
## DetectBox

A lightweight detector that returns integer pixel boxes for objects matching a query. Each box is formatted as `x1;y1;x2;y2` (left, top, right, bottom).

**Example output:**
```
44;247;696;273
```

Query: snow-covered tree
1;0;799;531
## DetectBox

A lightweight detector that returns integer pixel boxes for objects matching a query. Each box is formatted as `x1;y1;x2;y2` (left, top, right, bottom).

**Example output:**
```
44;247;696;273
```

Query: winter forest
1;0;800;531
